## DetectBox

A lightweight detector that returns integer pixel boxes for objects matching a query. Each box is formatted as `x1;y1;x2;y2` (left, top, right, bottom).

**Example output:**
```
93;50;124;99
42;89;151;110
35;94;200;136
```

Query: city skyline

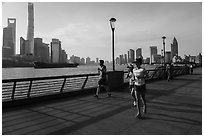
2;2;202;61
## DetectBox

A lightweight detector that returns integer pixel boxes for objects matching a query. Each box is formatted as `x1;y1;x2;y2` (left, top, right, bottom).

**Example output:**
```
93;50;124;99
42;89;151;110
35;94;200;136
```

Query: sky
2;2;202;61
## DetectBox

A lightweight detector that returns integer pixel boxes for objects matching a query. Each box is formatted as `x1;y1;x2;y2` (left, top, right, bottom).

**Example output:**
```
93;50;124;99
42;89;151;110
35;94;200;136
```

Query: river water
2;64;159;80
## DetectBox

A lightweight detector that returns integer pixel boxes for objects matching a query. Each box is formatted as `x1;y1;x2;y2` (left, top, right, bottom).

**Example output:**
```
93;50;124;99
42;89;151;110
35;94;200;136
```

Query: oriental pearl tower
27;2;34;55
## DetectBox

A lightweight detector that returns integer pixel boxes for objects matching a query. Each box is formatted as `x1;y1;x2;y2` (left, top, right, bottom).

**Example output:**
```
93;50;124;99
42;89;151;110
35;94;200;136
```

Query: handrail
2;66;190;103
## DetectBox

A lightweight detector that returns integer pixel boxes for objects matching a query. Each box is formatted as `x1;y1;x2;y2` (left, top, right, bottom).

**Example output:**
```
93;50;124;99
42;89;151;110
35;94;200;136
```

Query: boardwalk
2;67;202;135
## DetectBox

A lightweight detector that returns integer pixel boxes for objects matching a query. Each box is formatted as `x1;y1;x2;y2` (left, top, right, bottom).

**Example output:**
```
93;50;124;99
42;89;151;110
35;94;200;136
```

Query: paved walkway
2;67;202;135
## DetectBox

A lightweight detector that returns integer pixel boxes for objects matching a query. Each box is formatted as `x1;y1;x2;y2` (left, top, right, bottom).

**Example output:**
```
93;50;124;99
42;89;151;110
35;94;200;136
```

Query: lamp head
109;18;116;30
162;36;166;40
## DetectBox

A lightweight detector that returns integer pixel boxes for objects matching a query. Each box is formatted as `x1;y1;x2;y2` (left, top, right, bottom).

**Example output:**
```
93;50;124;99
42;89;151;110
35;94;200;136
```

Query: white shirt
133;68;146;86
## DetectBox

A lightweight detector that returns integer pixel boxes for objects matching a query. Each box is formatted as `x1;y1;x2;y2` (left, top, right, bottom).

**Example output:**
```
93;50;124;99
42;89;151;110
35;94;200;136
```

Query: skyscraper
27;3;34;55
128;49;135;63
150;46;157;64
136;48;142;58
51;39;61;63
2;18;16;58
171;37;178;59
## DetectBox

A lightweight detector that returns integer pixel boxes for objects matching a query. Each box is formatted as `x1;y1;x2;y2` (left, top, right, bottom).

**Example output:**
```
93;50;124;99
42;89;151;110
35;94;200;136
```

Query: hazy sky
2;2;202;61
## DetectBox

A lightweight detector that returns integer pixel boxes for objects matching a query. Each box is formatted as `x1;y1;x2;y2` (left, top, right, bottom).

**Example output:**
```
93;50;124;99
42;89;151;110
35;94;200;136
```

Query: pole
112;29;115;71
163;40;165;66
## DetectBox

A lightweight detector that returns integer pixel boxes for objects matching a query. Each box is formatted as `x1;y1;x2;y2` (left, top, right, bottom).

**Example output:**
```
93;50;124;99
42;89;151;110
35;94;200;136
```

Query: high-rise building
2;18;16;58
80;58;85;64
41;43;49;63
60;50;67;63
34;38;42;59
165;51;171;63
20;37;30;56
51;39;61;63
150;46;157;64
128;49;135;63
27;3;34;55
96;58;99;64
124;54;127;64
171;37;178;59
86;57;91;64
136;48;142;59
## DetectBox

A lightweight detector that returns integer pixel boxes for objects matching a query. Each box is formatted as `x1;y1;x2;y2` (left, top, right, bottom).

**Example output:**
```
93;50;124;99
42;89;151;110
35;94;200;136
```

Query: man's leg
131;87;136;106
135;89;141;117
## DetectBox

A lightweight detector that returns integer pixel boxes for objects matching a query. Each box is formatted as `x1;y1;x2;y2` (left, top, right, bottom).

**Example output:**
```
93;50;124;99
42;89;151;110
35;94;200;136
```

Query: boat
33;62;79;69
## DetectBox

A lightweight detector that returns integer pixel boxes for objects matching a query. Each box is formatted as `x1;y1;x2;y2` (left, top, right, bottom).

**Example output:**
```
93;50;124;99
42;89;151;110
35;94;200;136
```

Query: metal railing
2;66;190;102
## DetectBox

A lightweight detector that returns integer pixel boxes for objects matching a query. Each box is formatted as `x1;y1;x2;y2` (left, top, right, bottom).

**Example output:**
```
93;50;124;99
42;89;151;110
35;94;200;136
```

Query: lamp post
109;18;116;71
162;36;166;66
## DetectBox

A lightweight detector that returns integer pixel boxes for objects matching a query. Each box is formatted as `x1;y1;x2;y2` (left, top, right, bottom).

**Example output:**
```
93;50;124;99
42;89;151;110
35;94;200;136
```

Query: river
2;64;159;80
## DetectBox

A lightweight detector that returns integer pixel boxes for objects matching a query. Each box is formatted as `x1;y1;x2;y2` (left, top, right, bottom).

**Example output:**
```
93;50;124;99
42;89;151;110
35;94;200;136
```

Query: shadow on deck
2;67;202;135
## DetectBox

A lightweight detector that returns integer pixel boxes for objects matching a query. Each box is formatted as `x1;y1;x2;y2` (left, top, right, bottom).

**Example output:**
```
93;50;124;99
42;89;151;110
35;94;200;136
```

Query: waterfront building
41;43;50;63
144;57;150;64
81;58;85;64
3;18;16;58
152;54;162;64
51;39;61;63
196;53;202;64
60;50;67;63
136;48;142;59
128;49;135;63
150;46;157;64
124;54;127;64
34;38;43;60
96;58;99;64
86;57;91;64
165;51;171;63
116;57;120;64
27;3;34;55
119;55;123;65
171;37;178;59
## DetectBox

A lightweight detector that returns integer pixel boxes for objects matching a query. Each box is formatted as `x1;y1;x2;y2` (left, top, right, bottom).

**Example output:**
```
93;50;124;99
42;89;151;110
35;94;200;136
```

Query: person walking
133;58;147;118
166;63;172;81
126;64;137;106
94;60;111;98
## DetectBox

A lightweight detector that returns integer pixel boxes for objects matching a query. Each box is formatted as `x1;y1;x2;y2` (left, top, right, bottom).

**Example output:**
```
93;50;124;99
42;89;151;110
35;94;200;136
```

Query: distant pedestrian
190;64;193;74
133;58;147;118
126;64;137;106
94;60;111;98
166;63;172;81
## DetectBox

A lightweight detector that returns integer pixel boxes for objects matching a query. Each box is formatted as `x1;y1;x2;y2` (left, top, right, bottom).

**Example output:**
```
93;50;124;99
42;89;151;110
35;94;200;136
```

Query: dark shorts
135;84;146;93
98;78;107;85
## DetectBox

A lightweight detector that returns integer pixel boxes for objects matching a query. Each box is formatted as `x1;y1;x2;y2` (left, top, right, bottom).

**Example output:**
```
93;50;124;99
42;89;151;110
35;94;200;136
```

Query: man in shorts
133;58;147;118
94;60;111;98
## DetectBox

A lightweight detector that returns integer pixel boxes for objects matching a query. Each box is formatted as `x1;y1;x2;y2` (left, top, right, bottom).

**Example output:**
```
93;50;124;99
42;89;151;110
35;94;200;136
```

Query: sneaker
133;101;136;106
108;93;112;97
94;95;98;98
136;113;142;118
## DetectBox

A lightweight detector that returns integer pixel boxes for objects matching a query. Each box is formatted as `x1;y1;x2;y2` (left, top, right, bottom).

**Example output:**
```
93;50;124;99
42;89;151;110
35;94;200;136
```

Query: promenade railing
2;66;189;103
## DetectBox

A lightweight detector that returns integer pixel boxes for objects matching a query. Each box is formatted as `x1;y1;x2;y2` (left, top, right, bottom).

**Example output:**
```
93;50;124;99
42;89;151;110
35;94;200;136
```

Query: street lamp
109;18;116;71
162;36;166;66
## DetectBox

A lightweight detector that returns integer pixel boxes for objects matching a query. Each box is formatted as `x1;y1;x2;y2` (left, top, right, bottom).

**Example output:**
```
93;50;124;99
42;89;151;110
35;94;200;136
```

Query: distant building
60;50;67;63
136;48;142;59
128;49;135;63
34;38;43;60
27;3;34;55
96;58;99;64
81;58;85;64
150;46;157;64
165;51;171;63
41;43;50;63
86;57;91;64
152;54;162;64
171;37;178;59
124;54;128;64
51;39;61;63
116;57;120;64
144;57;150;64
119;55;123;65
2;18;16;59
196;53;202;64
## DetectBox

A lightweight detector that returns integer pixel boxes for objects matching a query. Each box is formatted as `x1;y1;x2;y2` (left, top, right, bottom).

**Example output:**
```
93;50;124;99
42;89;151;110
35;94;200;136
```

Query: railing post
81;75;89;89
11;82;16;100
60;78;66;93
27;80;33;98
